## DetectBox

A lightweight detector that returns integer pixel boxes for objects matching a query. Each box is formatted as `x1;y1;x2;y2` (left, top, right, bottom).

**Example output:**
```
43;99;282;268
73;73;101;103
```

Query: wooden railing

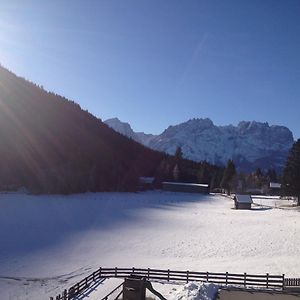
100;281;124;300
284;278;300;287
50;267;293;300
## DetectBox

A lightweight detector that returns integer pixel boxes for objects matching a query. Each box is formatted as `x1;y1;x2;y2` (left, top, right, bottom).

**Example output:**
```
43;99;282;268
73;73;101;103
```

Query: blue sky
0;0;299;138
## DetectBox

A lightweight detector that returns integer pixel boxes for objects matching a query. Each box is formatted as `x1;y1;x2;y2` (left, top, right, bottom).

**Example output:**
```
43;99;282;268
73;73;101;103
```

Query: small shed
234;194;253;209
139;177;155;191
162;182;209;194
269;182;281;196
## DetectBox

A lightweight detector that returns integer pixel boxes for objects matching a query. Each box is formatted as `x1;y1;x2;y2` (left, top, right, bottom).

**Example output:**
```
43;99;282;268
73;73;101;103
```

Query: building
139;177;155;190
269;182;281;196
234;194;252;209
162;182;209;194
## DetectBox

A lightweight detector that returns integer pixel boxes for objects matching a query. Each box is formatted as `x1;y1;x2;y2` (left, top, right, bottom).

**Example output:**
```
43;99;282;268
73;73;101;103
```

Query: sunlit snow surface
0;191;299;299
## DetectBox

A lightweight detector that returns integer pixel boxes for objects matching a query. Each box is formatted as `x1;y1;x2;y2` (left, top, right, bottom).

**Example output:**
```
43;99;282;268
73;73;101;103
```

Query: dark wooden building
162;182;209;194
138;177;155;191
234;194;252;209
269;182;281;196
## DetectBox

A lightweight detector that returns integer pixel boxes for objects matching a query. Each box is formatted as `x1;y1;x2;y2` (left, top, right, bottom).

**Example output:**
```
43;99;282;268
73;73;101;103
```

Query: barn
139;177;155;191
234;194;253;209
269;182;281;196
162;182;209;194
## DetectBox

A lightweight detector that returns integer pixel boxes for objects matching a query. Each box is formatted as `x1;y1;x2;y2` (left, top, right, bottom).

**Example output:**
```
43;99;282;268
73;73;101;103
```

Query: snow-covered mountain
104;118;294;171
105;118;155;144
105;118;138;141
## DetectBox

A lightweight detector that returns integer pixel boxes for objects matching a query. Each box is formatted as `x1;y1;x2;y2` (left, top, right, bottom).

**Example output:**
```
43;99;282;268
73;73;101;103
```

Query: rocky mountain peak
105;117;294;172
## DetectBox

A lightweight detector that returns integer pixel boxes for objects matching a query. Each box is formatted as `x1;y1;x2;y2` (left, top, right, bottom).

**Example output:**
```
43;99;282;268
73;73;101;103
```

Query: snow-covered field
251;195;298;209
0;191;299;300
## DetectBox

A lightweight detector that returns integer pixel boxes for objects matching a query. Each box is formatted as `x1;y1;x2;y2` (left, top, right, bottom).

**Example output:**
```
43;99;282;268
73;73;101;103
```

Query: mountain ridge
0;66;164;193
104;117;294;172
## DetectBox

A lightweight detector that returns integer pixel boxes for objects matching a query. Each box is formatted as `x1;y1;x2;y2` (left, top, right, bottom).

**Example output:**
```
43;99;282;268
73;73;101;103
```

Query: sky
0;0;299;138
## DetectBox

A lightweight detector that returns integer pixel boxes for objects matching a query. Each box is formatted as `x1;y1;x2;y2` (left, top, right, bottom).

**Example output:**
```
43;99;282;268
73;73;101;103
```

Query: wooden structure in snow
123;276;146;300
138;177;155;190
162;182;209;194
51;266;292;299
269;182;282;196
234;194;253;209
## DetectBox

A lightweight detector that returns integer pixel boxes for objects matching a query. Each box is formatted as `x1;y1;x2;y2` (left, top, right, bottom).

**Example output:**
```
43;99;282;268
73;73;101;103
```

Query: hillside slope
0;66;163;193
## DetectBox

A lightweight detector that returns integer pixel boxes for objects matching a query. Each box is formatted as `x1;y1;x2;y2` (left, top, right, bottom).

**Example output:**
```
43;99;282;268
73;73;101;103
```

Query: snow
252;196;298;209
104;117;294;169
270;182;281;189
163;182;209;187
0;191;299;300
148;281;218;300
235;194;253;203
166;282;219;300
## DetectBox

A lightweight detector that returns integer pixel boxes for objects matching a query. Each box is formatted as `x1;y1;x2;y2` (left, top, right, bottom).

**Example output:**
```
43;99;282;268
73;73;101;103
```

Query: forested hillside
0;66;224;194
0;65;165;193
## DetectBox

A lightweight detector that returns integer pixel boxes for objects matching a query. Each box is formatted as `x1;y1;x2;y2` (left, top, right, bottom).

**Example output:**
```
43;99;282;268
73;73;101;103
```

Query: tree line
0;65;299;200
212;140;300;205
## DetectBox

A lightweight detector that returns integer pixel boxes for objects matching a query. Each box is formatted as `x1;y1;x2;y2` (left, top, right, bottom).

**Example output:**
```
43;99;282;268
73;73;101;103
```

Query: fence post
206;272;209;282
167;269;170;282
99;267;102;278
244;273;246;287
266;273;269;289
68;287;74;300
282;274;285;290
132;267;135;274
115;267;118;277
186;270;189;283
147;268;150;280
226;272;228;285
76;282;79;294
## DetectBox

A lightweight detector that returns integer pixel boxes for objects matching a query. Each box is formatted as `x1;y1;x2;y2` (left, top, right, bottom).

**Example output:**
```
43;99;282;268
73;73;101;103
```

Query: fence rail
100;282;124;300
51;267;299;300
285;278;300;287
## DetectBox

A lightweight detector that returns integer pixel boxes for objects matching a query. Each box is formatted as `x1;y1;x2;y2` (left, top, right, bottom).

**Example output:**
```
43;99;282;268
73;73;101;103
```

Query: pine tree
197;162;211;184
221;160;236;195
175;146;183;161
267;169;278;182
282;139;300;205
173;164;180;181
254;168;265;188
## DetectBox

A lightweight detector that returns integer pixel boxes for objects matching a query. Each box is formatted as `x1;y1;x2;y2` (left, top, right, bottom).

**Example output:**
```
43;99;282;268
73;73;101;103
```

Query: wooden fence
285;278;300;287
51;267;297;300
100;281;123;300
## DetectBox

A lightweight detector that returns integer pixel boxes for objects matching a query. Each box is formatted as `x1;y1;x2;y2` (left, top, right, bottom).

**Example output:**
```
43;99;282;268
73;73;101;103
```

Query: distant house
270;182;281;189
162;182;209;194
234;194;252;209
139;177;155;190
269;182;281;196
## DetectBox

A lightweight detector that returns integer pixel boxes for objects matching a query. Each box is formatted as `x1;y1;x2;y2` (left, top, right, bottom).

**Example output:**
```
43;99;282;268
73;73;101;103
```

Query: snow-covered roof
163;182;209;187
139;177;154;184
235;194;253;203
270;182;281;189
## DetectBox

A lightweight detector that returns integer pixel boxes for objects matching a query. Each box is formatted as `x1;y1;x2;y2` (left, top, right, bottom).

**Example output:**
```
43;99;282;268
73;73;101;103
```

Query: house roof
235;194;253;204
270;182;281;189
163;182;209;188
139;177;154;184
